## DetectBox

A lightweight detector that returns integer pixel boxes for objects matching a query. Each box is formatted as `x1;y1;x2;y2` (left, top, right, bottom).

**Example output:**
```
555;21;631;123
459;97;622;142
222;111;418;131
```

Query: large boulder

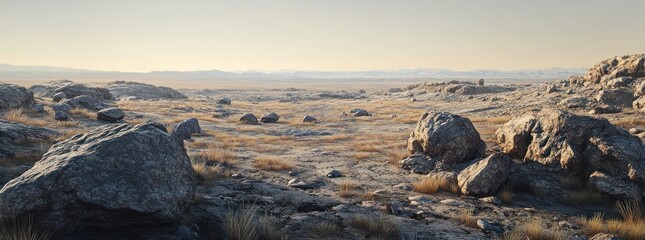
172;118;201;140
558;97;588;109
97;107;124;123
60;95;102;110
457;153;511;196
0;122;196;234
407;112;485;166
239;113;258;124
495;109;645;184
107;81;185;100
0;83;35;109
0;120;57;160
595;88;634;108
28;80;75;97
260;112;280;123
587;171;641;200
583;54;645;84
55;83;111;101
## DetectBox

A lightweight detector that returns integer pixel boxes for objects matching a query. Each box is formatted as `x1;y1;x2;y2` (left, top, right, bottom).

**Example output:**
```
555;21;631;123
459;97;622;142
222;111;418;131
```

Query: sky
1;0;644;72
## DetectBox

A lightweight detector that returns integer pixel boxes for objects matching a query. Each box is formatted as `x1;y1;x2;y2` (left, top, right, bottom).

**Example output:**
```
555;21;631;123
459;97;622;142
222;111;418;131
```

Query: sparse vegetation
253;156;293;171
413;176;459;194
0;215;51;240
349;215;399;239
498;184;514;203
339;180;357;198
576;200;645;240
498;219;571;240
307;221;343;237
562;189;610;205
219;207;285;240
455;207;476;227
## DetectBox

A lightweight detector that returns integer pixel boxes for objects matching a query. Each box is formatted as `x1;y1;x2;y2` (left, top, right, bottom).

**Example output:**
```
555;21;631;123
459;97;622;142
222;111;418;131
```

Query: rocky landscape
0;54;644;240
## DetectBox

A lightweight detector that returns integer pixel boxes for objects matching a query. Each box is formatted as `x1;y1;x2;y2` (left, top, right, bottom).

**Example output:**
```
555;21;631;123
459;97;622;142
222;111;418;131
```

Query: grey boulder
60;95;101;110
54;111;69;121
0;120;58;159
52;103;72;112
53;92;67;102
260;112;280;123
408;112;485;166
302;115;317;123
216;98;231;105
352;109;370;117
172;118;201;140
457;153;511;196
595;88;634;107
0;83;34;109
0;122;196;234
97;107;125;123
239;113;258;124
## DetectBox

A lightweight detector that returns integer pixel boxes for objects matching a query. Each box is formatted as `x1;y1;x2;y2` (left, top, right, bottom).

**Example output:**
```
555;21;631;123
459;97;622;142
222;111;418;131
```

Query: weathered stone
54;111;69;121
0;83;34;109
0;122;196;234
97;107;124;123
0;120;57;159
558;97;588;109
217;98;231;105
457;153;511;196
302;115;317;123
260;112;280;123
52;103;71;112
595;88;634;107
60;95;101;110
587;171;641;200
496;109;645;184
239;113;258;124
589;233;619;240
583;54;644;84
107;81;185;100
589;105;621;114
172;118;201;140
352;109;370;117
326;170;342;178
408;112;485;166
53;92;67;102
31;103;45;113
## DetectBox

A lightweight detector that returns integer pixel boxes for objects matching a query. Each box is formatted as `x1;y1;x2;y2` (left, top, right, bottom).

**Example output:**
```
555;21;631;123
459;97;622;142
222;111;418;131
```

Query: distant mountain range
0;63;587;81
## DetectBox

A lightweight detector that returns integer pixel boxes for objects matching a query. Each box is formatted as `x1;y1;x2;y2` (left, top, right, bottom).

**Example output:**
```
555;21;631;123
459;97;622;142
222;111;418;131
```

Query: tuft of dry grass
562;189;610;205
320;134;350;143
498;184;514;204
68;108;95;119
192;161;227;183
307;221;343;237
455;208;476;227
194;147;238;166
615;200;643;223
413;176;458;194
581;212;606;236
353;152;372;161
55;129;85;142
219;207;285;240
499;219;572;240
253;156;293;171
350;215;399;240
575;200;645;240
339;180;357;198
560;175;586;190
1;108;48;126
0;215;51;240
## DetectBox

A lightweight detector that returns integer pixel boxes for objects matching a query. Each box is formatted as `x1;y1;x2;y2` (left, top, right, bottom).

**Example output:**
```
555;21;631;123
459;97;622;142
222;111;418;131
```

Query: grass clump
413;176;459;194
498;219;571;240
339;180;357;198
350;215;399;240
219;207;285;240
0;215;51;240
253;156;294;171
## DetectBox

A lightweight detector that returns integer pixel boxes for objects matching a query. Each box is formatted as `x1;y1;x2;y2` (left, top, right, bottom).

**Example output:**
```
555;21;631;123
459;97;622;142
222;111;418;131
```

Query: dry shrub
498;185;514;204
615;200;643;223
339;180;357;198
455;208;476;227
1;108;48;126
353;152;372;161
413;176;458;194
219;207;285;240
0;215;51;240
350;215;399;239
581;212;606;236
499;219;571;240
253;156;293;171
575;201;645;240
308;221;343;237
192;161;226;183
386;149;407;165
68;108;95;119
195;147;238;166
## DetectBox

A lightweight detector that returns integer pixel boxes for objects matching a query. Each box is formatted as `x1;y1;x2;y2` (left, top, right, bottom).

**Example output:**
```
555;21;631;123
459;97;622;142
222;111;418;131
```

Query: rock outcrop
407;112;485;166
595;88;634;108
0;120;57;159
0;83;35;109
457;153;511;196
107;81;185;100
97;107;125;123
55;83;112;101
583;54;644;84
172;118;201;140
496;109;645;186
0;122;196;234
60;95;102;110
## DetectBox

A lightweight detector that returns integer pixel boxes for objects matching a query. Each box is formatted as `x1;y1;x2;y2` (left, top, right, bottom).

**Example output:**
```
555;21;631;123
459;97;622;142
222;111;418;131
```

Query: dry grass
253;156;293;171
55;129;85;142
455;208;476;227
562;189;610;205
353;141;380;152
470;115;512;124
320;134;350;143
349;215;399;240
307;221;343;237
386;149;408;165
194;147;238;166
498;185;514;204
499;219;571;240
54;120;80;127
413;176;459;194
192;161;226;183
339;180;357;198
0;215;51;240
560;175;586;190
219;207;285;240
1;108;48;126
576;201;645;240
611;118;645;129
353;152;372;161
68;108;95;119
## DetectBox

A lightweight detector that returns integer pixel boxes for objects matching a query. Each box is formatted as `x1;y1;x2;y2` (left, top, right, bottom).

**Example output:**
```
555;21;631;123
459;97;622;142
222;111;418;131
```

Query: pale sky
1;0;644;72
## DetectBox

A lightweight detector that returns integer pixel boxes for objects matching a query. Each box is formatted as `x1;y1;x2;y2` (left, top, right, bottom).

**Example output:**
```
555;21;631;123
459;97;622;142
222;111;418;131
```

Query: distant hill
0;63;586;81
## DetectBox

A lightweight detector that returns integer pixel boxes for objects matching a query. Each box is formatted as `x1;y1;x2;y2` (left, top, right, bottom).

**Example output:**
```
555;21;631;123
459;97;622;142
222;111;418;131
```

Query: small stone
53;92;67;102
629;128;643;134
52;103;71;112
54;111;69;121
479;196;502;205
31;103;45;113
303;115;317;123
477;219;503;233
260;112;280;123
239;113;258;124
230;173;244;179
217;98;231;105
394;183;413;190
327;170;342;178
353;109;370;117
97;107;125;123
288;171;298;176
589;233;619;240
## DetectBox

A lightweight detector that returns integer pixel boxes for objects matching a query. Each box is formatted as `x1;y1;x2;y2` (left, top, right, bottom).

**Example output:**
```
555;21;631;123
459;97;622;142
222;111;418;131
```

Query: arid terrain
1;54;644;240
